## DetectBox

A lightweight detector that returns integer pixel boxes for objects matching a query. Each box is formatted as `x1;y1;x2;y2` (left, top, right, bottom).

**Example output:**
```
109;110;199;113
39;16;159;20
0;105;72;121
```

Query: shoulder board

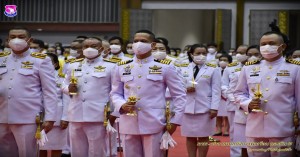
117;60;133;66
103;58;119;63
205;62;217;68
70;58;84;64
245;60;260;66
181;63;189;67
58;73;65;78
174;63;181;67
286;59;300;65
66;58;76;63
227;62;238;67
30;52;47;59
124;54;134;58
154;59;171;65
0;51;11;57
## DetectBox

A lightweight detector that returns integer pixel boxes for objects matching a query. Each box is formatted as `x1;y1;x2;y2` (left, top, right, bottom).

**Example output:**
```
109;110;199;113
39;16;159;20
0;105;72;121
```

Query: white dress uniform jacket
110;56;186;135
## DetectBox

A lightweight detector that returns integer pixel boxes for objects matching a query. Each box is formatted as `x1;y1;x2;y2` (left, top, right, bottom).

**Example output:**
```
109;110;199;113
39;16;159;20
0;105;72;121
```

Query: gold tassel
35;114;41;139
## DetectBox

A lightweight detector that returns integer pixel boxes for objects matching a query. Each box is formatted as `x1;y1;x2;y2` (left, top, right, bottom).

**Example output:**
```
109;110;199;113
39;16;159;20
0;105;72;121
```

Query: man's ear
151;42;156;49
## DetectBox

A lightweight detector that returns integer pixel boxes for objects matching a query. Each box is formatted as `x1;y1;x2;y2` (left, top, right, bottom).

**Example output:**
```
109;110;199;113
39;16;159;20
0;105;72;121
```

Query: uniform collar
134;55;154;64
85;56;102;64
191;61;204;69
262;56;284;66
11;49;31;59
112;52;124;58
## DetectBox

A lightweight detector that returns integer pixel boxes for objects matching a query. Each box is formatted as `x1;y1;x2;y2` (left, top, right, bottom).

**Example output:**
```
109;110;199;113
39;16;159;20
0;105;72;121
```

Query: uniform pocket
276;77;292;84
121;75;134;82
248;77;261;84
18;69;34;75
147;75;163;81
74;72;83;77
92;72;106;78
0;68;8;75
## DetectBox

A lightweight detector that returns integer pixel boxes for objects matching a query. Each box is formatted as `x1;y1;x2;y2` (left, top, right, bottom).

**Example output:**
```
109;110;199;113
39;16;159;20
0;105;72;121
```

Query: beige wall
152;10;215;50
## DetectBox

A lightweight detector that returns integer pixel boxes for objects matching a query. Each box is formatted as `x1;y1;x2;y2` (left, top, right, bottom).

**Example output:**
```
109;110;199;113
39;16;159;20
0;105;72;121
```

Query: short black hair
109;36;123;45
9;26;31;37
135;30;155;42
76;36;87;40
90;36;103;42
46;53;60;70
219;53;233;63
32;39;45;49
187;44;207;62
207;42;217;48
72;39;84;44
154;38;170;54
246;45;260;55
156;37;169;46
285;47;300;58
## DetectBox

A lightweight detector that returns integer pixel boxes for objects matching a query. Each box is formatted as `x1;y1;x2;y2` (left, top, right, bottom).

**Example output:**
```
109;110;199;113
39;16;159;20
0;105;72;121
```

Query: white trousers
0;124;37;157
227;111;241;157
69;122;106;157
121;131;164;157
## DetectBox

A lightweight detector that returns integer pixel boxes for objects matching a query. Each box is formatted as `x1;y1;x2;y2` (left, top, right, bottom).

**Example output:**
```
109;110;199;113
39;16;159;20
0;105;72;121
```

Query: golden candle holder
69;69;78;95
251;84;266;113
126;96;138;116
189;77;198;88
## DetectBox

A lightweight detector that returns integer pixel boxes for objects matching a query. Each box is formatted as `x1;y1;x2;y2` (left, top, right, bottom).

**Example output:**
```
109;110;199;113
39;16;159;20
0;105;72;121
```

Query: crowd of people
0;26;300;157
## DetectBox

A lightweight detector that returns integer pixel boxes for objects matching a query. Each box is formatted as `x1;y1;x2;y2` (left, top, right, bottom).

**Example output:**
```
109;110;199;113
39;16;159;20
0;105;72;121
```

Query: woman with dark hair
39;53;69;157
181;44;221;157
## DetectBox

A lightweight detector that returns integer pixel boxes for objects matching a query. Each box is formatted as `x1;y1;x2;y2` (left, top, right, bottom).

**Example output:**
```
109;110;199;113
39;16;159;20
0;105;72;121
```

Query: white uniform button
266;76;270;80
8;96;11;99
138;108;141;111
265;88;269;91
138;75;142;78
83;90;86;93
12;68;15;71
10;78;13;80
269;66;272;69
137;86;141;89
86;72;89;74
8;87;12;89
84;81;87;83
264;100;268;103
82;99;85;102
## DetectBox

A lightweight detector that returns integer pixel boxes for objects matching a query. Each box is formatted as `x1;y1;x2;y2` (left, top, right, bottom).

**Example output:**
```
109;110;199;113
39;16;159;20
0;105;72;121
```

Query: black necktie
193;65;199;79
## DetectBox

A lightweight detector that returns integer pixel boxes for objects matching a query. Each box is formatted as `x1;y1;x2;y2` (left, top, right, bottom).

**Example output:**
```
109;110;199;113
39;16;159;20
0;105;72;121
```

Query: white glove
36;129;48;147
227;93;235;102
106;121;117;133
160;131;177;150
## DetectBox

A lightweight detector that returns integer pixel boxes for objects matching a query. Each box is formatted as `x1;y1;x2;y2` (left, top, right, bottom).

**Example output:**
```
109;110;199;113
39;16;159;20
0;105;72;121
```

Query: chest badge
94;66;106;72
149;65;162;74
21;61;34;69
123;65;133;75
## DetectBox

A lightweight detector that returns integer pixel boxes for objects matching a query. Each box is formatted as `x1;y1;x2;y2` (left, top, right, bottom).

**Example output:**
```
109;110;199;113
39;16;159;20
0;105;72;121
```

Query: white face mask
132;42;152;55
30;48;40;53
219;61;228;68
170;51;176;56
228;52;233;56
56;50;62;55
110;45;121;54
9;38;29;52
260;45;280;59
83;47;99;59
293;58;300;62
179;53;185;58
193;54;206;65
248;56;259;62
152;51;167;60
208;48;216;54
70;49;80;57
127;49;134;54
236;54;248;62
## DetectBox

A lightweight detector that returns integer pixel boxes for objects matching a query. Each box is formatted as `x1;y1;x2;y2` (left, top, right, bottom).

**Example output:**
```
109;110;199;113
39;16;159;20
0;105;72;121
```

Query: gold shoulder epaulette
103;58;119;63
70;58;84;64
66;58;76;63
117;60;133;66
205;62;217;68
58;73;65;78
31;52;47;59
174;63;181;67
154;59;171;65
124;54;134;58
286;59;300;65
181;63;189;67
227;62;238;67
0;51;11;57
245;60;260;66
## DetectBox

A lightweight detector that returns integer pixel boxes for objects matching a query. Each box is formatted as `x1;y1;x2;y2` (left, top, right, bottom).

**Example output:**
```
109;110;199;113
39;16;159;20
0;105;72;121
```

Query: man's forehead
9;29;28;36
134;33;151;39
261;34;280;41
83;39;100;45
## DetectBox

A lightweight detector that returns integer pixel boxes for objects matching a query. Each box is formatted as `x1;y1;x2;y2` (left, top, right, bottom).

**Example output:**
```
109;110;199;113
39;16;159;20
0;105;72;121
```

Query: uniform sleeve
233;67;251;112
165;65;186;125
109;64;120;117
39;57;58;121
221;67;230;98
62;65;72;94
295;67;300;129
210;67;221;110
110;65;127;114
61;92;70;121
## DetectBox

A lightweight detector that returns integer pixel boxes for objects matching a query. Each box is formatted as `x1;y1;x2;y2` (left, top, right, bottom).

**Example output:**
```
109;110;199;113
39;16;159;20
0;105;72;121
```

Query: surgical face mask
228;52;233;56
248;56;259;62
193;54;206;65
83;47;99;59
8;38;29;52
152;51;167;60
208;48;216;54
170;51;176;56
260;45;280;59
293;58;300;62
70;49;80;57
56;50;62;55
132;42;152;55
110;45;121;54
179;53;185;58
236;54;248;62
127;49;134;54
219;61;228;68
